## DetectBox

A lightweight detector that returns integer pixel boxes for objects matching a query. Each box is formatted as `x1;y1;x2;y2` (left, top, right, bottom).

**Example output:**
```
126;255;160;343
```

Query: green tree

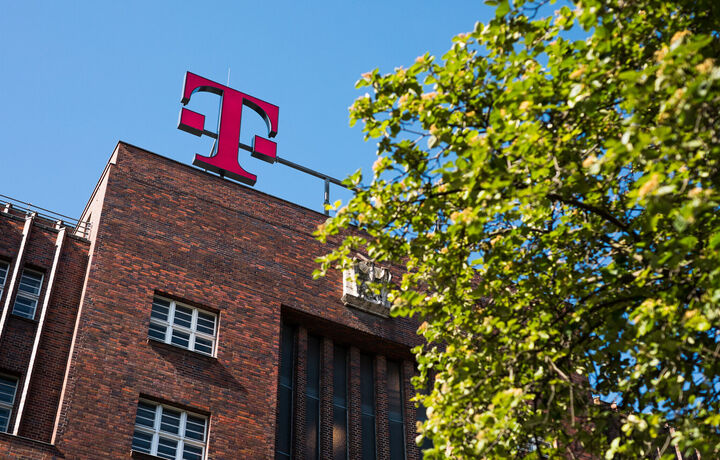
315;0;720;457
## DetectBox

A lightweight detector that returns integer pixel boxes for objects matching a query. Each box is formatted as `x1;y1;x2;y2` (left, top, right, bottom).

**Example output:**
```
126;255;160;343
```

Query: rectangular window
12;270;43;319
273;326;413;460
360;354;376;460
387;360;406;460
0;375;18;433
149;297;217;356
304;335;321;460
276;324;296;460
0;261;9;299
416;377;433;451
333;345;348;460
131;400;208;460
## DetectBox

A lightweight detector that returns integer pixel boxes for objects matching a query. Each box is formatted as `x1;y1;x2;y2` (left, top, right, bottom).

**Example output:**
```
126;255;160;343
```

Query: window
415;377;433;451
0;261;8;299
276;324;296;460
131;400;208;460
0;375;18;433
12;270;43;319
149;297;217;356
387;360;406;460
274;323;415;460
304;335;321;460
333;346;348;460
360;354;376;460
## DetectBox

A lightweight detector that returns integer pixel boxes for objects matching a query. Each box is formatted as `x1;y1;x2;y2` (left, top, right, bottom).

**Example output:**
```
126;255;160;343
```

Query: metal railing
275;155;349;215
0;194;91;238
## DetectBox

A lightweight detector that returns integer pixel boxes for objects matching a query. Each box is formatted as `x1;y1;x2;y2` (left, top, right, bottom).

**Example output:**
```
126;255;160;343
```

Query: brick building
0;141;426;459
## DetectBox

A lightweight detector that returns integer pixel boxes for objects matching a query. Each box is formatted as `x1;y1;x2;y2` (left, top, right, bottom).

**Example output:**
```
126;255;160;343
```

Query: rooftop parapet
0;193;91;239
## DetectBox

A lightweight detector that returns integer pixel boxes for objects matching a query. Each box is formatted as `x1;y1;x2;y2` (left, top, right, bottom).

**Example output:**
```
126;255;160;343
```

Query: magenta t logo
178;72;279;186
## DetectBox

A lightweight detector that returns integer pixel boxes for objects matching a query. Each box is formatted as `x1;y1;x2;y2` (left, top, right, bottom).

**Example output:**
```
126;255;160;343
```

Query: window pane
185;415;207;441
277;386;294;455
183;443;204;460
13;271;43;319
194;336;213;355
0;377;17;405
279;324;296;388
360;354;375;415
360;354;376;460
131;430;153;453
389;422;405;460
134;401;207;460
361;415;376;460
304;397;319;460
173;305;193;328
306;336;321;397
196;312;216;335
151;299;170;321
12;295;37;319
416;378;433;451
149;322;167;341
171;329;190;348
18;272;42;295
333;346;347;406
156;436;178;459
333;346;348;460
135;402;157;428
305;335;321;460
0;262;8;288
333;406;348;460
387;360;405;460
276;324;295;458
149;298;217;356
387;361;403;421
160;408;181;434
0;408;9;433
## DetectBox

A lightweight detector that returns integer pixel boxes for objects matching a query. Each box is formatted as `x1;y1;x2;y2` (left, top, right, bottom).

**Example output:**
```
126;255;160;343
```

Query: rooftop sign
178;72;279;186
177;71;348;214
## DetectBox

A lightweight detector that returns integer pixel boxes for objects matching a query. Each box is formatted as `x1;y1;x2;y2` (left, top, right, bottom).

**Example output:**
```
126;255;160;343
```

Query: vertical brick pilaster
348;346;361;460
375;355;389;460
403;360;420;460
320;337;334;459
294;326;308;460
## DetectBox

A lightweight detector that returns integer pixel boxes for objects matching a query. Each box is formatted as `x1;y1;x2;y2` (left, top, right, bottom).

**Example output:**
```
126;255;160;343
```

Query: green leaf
495;0;511;17
316;1;720;458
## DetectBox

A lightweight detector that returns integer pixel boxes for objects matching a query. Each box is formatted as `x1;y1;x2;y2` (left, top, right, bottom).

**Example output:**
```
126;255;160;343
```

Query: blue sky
0;1;493;219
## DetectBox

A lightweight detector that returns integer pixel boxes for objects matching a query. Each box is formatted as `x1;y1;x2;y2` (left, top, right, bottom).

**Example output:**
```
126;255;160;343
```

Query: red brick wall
0;212;90;451
50;142;423;459
0;432;62;459
20;233;89;441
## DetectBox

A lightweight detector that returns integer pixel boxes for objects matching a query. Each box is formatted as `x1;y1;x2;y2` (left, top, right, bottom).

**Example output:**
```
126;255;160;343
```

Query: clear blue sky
0;1;493;219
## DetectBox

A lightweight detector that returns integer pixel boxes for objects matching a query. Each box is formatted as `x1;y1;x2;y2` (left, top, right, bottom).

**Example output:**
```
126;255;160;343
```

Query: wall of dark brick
0;432;63;459
0;211;90;453
20;233;89;441
2;142;425;459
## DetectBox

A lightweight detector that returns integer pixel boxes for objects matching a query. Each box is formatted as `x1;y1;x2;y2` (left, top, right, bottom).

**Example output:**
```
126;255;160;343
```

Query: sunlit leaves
316;0;720;458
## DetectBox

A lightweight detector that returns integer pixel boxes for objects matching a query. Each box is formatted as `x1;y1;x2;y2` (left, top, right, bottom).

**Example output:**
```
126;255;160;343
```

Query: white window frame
132;399;208;460
12;269;44;320
0;374;18;433
148;297;217;357
0;261;9;299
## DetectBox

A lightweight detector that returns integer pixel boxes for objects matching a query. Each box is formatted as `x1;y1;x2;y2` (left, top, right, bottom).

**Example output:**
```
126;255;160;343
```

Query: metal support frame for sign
178;71;349;215
275;156;346;215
